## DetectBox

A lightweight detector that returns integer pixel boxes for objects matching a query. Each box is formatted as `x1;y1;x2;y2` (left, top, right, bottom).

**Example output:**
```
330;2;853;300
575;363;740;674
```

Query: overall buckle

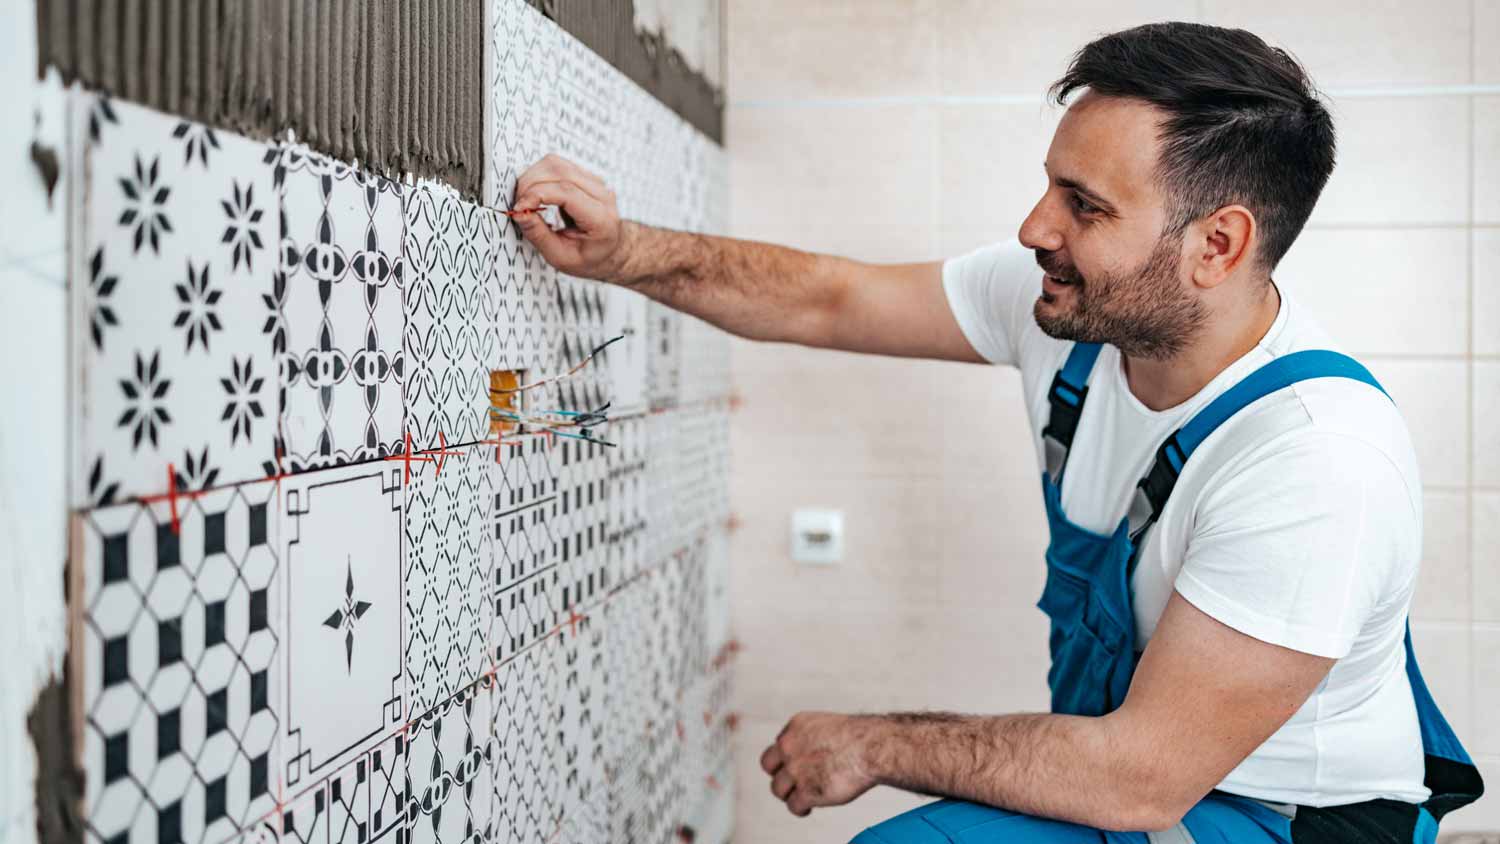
1128;433;1186;541
1042;372;1089;482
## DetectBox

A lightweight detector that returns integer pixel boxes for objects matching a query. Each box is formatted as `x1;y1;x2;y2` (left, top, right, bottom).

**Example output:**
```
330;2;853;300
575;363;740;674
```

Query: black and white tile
271;144;406;473
403;182;502;452
404;675;497;844
279;462;405;794
73;94;278;506
491;438;560;667
80;478;280;844
489;636;558;844
404;444;495;716
554;611;608;843
555;436;610;620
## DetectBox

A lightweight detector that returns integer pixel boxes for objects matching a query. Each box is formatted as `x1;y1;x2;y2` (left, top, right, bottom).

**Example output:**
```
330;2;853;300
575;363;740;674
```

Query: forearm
862;711;1179;832
602;220;847;346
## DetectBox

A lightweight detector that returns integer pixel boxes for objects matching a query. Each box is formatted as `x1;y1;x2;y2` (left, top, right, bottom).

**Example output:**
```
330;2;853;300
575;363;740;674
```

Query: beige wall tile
936;0;1199;97
733;716;929;843
731;343;946;478
1275;228;1470;356
727;0;938;100
1477;97;1500;225
937;362;1038;486
1479;0;1500;84
937;103;1061;236
1201;0;1472;87
937;480;1050;613
1475;493;1500;622
1369;359;1471;489
1413;490;1473;622
1310;97;1470;226
730;601;958;717
728;471;943;611
938;228;1022;259
728;104;937;231
919;603;1054;715
1471;628;1500;758
1477;229;1500;357
723;223;941;265
1476;361;1500;487
1410;623;1473;748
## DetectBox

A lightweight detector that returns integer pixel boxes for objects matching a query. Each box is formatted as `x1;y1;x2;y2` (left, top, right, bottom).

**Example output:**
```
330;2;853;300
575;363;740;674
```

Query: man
510;22;1481;844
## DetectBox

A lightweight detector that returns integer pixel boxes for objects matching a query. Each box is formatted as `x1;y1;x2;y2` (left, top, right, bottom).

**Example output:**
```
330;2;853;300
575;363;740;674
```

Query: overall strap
1124;350;1388;548
1042;342;1103;484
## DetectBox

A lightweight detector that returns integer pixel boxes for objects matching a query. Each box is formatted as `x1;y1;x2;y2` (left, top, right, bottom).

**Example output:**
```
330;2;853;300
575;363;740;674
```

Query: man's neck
1122;281;1282;412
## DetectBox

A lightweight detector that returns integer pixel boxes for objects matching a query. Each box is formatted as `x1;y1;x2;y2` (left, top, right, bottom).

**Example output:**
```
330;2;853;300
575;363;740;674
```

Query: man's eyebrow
1052;174;1119;215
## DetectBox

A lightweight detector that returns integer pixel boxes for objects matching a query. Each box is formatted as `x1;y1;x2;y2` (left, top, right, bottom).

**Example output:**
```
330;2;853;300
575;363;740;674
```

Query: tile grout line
1467;0;1480;698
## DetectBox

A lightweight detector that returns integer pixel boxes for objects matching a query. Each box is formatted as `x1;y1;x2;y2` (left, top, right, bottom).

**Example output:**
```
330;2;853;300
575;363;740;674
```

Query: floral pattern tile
74;94;278;506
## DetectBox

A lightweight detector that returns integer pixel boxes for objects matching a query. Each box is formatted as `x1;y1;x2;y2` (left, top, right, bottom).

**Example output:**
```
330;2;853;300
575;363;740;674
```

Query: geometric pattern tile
80;479;280;844
403;182;503;453
271;144;406;474
404;444;495;717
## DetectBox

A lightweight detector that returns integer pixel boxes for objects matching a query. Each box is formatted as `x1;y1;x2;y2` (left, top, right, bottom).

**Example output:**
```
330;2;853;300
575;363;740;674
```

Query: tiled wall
724;0;1499;840
1;2;736;843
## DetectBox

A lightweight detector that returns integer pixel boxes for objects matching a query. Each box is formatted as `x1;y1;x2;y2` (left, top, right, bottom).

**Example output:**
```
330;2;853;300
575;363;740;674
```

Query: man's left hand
759;711;881;816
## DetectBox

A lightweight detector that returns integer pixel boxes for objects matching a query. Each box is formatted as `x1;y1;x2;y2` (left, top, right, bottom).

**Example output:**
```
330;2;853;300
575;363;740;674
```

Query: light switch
791;509;844;565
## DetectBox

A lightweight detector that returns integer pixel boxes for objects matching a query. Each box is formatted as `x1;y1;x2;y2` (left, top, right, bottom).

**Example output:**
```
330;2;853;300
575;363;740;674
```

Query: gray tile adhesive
35;0;724;201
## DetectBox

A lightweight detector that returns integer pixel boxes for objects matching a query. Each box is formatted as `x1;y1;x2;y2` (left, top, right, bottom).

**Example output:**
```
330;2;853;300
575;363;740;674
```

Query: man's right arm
511;154;986;364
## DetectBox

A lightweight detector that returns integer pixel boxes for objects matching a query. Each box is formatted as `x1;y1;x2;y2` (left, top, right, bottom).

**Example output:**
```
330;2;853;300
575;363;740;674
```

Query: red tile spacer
166;463;181;535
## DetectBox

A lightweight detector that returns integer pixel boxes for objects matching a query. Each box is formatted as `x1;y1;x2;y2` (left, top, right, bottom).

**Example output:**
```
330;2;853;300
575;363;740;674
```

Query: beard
1032;233;1207;360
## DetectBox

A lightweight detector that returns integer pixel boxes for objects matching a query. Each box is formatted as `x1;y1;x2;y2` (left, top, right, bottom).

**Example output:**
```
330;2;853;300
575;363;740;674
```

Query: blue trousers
851;796;1294;844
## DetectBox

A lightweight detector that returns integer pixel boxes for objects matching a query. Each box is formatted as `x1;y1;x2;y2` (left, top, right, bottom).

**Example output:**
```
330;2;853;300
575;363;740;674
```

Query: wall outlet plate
791;508;844;565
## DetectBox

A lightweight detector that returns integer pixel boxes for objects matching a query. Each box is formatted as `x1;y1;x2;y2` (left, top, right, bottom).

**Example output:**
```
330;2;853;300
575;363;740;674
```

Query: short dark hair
1050;22;1335;270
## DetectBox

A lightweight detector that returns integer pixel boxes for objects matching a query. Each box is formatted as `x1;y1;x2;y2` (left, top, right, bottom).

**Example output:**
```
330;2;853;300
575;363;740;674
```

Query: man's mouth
1042;274;1079;294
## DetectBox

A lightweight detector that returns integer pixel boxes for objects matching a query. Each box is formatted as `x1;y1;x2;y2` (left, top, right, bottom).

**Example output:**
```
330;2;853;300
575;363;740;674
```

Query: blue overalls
854;346;1483;844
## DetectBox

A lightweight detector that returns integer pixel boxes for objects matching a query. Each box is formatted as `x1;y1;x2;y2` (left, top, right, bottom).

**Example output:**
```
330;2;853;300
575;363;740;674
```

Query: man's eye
1069;193;1099;215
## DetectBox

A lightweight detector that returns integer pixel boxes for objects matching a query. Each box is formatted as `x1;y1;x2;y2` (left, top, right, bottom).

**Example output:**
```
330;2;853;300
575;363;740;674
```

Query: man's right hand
513;154;629;280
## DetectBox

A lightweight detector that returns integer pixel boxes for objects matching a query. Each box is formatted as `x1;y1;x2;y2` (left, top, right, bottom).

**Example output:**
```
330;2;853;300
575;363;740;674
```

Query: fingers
517;153;612;203
759;742;784;775
787;789;813;817
770;768;795;801
513;180;612;235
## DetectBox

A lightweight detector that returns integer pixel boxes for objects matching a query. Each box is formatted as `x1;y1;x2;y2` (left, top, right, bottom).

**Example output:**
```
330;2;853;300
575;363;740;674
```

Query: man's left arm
759;591;1334;831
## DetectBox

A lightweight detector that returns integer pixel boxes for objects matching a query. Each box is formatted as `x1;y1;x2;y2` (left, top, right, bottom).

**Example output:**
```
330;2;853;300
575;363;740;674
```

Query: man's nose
1018;194;1065;254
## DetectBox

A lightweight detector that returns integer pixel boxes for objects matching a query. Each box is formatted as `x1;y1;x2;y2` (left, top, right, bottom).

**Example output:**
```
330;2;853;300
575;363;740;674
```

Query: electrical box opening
489;369;527;435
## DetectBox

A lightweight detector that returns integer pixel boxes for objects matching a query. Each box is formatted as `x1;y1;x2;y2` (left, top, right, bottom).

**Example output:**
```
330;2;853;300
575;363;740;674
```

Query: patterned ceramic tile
270;144;406;473
80;478;280;844
555;612;608;842
404;443;495;717
403;183;502;452
404;675;497;843
485;0;558;212
74;94;278;507
278;462;405;794
555;436;610;620
491;437;560;668
489;635;558;844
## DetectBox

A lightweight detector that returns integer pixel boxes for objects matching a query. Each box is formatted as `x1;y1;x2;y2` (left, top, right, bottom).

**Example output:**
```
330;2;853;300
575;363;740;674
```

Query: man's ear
1191;205;1257;290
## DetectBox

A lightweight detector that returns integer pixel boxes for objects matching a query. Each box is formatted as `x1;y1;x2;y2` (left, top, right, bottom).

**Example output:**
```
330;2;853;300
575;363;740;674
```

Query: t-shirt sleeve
941;239;1041;367
1173;431;1418;659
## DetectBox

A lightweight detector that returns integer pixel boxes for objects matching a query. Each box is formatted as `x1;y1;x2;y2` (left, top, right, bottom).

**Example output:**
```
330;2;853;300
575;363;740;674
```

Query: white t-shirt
944;240;1430;807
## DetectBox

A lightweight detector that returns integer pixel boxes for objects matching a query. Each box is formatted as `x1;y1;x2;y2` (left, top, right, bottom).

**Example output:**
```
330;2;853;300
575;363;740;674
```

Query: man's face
1018;92;1207;359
